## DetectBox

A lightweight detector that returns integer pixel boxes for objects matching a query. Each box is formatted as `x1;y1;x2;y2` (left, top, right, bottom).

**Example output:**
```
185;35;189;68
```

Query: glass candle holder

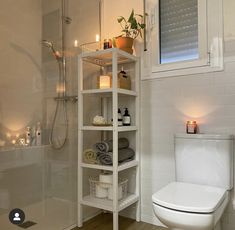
99;75;112;89
186;121;197;134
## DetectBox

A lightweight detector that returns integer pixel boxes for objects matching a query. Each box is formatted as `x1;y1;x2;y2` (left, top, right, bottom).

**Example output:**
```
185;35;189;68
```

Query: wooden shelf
81;160;139;172
81;194;139;212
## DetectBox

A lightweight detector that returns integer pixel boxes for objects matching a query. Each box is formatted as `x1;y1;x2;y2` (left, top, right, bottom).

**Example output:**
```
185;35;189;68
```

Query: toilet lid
152;182;227;213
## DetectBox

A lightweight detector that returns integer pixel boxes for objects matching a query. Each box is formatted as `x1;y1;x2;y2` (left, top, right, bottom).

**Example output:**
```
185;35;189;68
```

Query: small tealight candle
186;121;197;134
12;140;16;145
99;75;111;89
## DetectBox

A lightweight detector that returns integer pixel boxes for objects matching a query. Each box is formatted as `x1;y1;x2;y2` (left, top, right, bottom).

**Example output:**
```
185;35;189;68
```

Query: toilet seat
152;182;227;213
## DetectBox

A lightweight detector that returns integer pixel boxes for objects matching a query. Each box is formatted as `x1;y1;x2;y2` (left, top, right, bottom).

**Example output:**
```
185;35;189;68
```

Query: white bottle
36;122;42;146
26;127;31;145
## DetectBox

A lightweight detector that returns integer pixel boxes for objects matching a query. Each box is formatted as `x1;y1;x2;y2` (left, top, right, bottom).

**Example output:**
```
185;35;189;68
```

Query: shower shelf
0;144;50;153
78;48;140;230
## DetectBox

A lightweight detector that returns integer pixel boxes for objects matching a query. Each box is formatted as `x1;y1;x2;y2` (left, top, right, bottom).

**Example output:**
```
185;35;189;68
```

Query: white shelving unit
77;48;140;230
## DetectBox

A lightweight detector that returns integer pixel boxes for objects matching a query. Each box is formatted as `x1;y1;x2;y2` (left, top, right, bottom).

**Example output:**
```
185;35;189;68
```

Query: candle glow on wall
56;82;65;94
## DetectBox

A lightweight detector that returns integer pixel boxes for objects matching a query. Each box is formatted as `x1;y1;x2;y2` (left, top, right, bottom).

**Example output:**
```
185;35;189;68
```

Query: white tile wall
103;0;235;229
141;57;235;229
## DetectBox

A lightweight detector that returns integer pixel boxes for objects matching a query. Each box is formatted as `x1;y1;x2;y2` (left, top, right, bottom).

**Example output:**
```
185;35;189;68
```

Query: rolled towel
97;148;135;165
97;152;113;165
94;138;129;153
118;148;135;163
95;140;112;153
83;149;97;164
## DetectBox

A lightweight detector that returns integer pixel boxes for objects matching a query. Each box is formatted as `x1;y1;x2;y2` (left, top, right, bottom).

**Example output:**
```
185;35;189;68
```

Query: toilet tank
175;134;234;190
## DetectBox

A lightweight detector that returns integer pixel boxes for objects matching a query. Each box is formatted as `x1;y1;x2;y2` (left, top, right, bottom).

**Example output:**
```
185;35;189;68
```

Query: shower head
42;40;55;50
42;40;61;60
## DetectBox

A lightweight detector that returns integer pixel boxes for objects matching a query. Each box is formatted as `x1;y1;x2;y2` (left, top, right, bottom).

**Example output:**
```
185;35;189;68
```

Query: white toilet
152;134;234;230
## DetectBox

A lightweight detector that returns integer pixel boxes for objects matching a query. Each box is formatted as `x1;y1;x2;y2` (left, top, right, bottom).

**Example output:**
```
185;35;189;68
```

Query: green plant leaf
117;16;125;23
128;9;134;23
138;23;146;29
136;14;143;18
130;18;138;29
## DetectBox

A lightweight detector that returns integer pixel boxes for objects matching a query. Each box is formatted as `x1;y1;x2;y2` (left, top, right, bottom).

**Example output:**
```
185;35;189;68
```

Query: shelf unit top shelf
81;160;138;172
80;48;139;67
81;88;137;97
82;194;139;212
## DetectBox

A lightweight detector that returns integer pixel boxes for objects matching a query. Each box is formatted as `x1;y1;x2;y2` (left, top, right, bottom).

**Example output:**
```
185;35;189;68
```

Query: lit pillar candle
96;34;100;42
99;75;111;89
74;40;78;47
186;121;197;134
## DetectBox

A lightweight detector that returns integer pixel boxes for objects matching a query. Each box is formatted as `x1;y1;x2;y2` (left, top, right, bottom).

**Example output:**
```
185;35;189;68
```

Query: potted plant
115;9;146;54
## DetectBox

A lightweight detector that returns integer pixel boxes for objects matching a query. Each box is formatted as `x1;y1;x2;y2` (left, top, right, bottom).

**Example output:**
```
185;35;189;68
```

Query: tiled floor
73;213;167;230
0;198;76;230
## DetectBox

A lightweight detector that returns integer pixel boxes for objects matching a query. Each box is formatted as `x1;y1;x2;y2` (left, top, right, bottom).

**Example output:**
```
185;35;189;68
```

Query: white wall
103;0;235;229
103;0;143;40
0;0;42;141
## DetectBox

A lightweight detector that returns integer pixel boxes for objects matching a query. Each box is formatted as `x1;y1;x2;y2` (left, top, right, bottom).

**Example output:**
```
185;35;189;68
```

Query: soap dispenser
123;108;131;126
36;122;42;146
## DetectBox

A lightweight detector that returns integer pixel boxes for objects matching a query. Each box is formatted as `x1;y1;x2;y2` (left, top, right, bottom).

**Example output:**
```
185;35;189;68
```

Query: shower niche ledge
0;144;50;153
77;48;140;230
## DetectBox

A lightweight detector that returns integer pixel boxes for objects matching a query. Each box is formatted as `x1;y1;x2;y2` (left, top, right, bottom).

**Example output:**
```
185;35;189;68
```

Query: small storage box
89;177;128;200
118;71;131;90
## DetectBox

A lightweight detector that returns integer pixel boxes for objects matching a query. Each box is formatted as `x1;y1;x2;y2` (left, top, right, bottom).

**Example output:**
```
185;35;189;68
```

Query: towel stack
83;138;135;165
94;138;135;165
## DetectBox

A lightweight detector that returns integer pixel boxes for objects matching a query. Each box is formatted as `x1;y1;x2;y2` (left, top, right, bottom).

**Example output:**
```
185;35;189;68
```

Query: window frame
144;0;224;79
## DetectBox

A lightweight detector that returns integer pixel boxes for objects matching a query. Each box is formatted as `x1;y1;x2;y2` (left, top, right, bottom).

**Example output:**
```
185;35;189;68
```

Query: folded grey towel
118;148;135;163
94;138;129;153
97;152;113;165
97;148;135;165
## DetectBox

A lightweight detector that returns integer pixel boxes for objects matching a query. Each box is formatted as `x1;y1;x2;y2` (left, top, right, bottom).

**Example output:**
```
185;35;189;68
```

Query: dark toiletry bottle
118;108;123;126
103;39;109;49
123;108;131;126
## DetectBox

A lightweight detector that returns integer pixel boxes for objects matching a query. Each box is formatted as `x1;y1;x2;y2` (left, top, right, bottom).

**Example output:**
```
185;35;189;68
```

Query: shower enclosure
0;0;100;229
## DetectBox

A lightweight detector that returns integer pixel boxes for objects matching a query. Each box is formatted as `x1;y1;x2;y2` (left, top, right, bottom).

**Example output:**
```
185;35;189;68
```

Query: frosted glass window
160;0;199;64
